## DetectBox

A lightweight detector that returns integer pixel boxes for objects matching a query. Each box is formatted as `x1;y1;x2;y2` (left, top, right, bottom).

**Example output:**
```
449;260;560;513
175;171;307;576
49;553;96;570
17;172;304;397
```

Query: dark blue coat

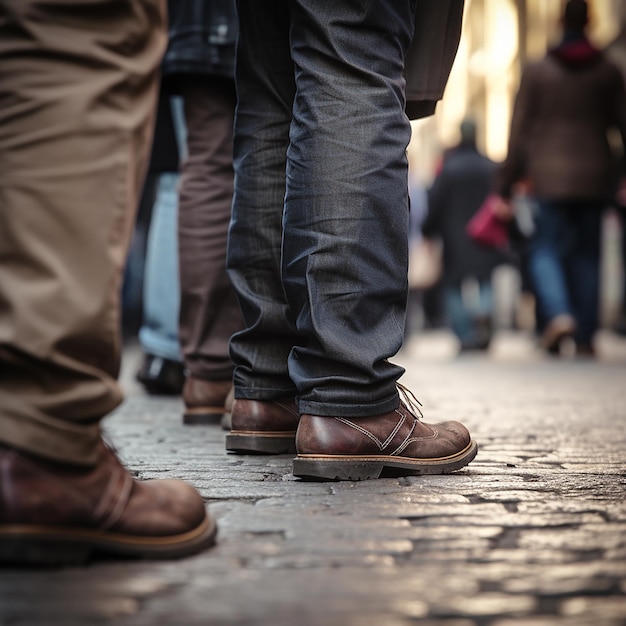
422;143;507;286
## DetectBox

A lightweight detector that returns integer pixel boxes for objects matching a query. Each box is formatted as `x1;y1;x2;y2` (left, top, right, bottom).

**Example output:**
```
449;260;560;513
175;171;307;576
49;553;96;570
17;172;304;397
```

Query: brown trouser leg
0;0;166;465
178;79;243;381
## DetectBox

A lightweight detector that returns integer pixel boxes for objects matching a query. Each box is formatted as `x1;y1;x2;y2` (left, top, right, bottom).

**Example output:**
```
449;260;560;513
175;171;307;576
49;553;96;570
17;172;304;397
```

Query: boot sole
226;431;296;454
0;512;217;566
292;440;478;481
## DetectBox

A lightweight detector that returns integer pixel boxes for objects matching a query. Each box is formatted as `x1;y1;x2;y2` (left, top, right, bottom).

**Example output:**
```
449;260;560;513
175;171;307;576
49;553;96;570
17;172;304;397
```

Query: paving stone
2;335;626;626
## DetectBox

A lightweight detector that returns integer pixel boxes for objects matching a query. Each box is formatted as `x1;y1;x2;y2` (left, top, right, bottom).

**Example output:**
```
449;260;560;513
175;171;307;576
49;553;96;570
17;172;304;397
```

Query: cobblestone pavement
2;331;625;626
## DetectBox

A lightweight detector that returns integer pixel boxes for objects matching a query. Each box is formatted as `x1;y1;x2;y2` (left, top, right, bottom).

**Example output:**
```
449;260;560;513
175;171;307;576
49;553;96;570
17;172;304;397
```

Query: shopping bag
466;194;509;248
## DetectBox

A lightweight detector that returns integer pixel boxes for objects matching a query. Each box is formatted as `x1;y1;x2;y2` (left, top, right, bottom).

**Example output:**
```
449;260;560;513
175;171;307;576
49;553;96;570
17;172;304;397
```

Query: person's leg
568;203;603;349
528;202;572;319
0;0;163;463
444;285;472;346
140;173;182;363
447;279;492;351
137;96;185;394
288;1;475;479
227;1;299;400
228;0;476;478
528;201;576;349
283;0;414;416
613;206;626;335
137;171;186;394
225;0;303;451
0;0;215;563
123;85;181;339
177;78;243;422
472;279;494;349
122;172;158;338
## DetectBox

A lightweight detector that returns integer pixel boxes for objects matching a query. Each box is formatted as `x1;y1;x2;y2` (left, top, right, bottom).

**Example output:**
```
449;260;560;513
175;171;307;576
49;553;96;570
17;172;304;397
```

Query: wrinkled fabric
228;0;417;417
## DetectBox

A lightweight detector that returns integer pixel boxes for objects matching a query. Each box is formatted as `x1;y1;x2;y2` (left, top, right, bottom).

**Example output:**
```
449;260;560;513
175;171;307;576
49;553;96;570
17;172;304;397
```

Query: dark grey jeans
227;0;417;417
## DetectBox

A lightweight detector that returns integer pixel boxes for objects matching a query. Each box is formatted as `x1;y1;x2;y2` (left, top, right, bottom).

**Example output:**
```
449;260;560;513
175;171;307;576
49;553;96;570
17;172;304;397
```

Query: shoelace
396;382;424;420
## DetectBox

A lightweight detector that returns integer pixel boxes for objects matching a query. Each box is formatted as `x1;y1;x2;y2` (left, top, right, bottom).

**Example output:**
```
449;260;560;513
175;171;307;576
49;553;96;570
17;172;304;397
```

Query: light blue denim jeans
227;0;417;417
444;279;493;347
529;200;604;345
138;98;186;362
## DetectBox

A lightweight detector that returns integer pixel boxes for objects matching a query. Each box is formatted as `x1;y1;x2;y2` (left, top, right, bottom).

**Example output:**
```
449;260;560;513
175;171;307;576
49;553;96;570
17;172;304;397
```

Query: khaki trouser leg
0;0;166;465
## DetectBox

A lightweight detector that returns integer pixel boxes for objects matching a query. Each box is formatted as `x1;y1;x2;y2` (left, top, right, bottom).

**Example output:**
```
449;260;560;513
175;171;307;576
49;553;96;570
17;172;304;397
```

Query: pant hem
235;385;297;400
298;391;399;418
0;413;103;466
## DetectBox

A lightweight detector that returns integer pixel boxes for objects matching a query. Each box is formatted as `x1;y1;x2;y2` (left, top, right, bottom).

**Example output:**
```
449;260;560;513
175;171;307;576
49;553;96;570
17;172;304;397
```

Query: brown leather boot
225;398;299;454
293;388;477;481
0;442;217;565
182;377;233;425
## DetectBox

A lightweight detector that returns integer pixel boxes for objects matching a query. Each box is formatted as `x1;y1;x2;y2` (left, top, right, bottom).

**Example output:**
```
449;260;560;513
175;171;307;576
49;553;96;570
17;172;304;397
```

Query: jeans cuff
235;385;297;401
298;391;399;418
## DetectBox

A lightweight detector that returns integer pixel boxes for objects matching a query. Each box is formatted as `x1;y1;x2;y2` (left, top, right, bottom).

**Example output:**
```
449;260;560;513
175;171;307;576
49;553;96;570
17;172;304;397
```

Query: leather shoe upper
183;377;232;410
136;354;185;395
0;442;207;537
231;398;299;432
296;402;471;459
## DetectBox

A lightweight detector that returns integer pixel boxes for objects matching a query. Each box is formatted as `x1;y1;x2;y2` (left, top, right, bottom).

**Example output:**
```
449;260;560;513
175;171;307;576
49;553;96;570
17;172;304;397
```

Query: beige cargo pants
0;0;166;464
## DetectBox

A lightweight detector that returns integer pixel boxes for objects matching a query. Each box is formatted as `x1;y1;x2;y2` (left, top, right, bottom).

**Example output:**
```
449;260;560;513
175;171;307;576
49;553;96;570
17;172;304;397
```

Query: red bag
466;194;509;248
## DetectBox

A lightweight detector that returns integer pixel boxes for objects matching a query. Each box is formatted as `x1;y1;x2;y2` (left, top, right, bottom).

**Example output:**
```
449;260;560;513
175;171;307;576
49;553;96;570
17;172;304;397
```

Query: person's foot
459;338;491;353
136;354;185;395
293;386;477;481
0;442;216;565
576;342;596;358
226;398;299;454
540;314;576;353
183;377;233;425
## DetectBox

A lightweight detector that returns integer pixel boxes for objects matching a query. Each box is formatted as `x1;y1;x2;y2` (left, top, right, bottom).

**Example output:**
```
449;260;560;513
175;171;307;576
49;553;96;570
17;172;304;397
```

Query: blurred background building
408;0;626;328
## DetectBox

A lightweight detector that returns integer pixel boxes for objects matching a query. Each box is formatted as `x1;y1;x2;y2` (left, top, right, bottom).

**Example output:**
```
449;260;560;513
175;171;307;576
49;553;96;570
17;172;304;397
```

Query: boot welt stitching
334;413;408;451
381;413;406;449
390;419;418;456
296;442;475;463
390;425;439;456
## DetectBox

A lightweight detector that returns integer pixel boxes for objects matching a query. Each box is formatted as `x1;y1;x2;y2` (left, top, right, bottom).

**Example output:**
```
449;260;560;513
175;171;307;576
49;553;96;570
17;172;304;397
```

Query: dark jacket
162;0;237;90
423;143;505;286
404;0;465;120
161;0;461;117
495;34;626;201
149;0;237;170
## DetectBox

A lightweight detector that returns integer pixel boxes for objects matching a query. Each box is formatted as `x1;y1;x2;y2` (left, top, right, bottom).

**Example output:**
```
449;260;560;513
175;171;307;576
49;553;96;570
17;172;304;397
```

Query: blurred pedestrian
225;0;477;480
135;91;186;396
136;0;243;421
605;5;626;337
0;0;216;565
494;0;626;356
422;118;508;352
122;83;181;343
405;170;443;339
166;0;243;424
